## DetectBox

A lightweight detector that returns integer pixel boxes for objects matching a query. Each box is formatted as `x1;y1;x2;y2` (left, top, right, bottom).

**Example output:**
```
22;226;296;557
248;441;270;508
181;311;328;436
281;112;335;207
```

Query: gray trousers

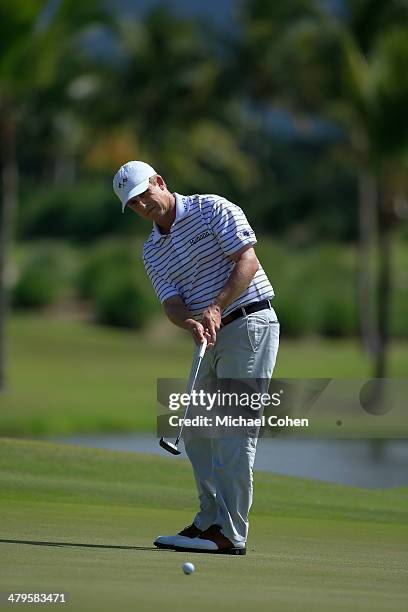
183;306;279;546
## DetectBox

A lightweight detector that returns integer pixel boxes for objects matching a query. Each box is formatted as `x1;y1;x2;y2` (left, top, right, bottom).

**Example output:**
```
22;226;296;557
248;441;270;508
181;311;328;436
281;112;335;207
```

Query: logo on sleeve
238;229;255;239
190;230;212;245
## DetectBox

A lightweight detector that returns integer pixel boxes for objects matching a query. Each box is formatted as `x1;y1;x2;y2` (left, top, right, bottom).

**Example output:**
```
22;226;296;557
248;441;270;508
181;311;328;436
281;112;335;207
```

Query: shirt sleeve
209;197;257;256
143;258;179;304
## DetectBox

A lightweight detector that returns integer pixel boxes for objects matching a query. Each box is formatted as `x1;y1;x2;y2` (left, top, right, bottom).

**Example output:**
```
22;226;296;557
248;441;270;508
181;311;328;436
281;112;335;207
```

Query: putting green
0;438;407;611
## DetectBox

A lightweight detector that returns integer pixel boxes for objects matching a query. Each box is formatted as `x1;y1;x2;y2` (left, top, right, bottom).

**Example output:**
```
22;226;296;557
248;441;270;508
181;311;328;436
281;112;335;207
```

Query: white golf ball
182;562;195;575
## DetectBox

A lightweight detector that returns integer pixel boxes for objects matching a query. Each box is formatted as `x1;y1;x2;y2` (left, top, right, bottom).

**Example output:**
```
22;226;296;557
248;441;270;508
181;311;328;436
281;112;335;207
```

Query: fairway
1;315;408;436
0;439;407;612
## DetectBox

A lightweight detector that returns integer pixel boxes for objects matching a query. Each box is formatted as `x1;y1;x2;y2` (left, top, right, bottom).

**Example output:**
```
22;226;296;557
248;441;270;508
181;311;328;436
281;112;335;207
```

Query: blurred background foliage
1;0;408;391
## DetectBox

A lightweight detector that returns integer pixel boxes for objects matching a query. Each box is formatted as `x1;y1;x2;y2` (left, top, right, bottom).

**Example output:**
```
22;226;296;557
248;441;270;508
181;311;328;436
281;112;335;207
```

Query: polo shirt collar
151;193;190;243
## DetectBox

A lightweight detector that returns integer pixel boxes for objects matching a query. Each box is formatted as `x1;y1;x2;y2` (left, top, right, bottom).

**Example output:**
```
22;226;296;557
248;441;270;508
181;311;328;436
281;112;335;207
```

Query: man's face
126;177;169;223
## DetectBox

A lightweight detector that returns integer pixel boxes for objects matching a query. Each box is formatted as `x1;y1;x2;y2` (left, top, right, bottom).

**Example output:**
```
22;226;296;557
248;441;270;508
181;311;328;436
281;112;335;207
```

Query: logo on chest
190;230;212;245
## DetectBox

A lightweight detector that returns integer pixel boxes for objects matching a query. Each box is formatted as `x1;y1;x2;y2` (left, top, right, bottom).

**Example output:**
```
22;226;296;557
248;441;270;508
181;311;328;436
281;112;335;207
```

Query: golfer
113;161;279;555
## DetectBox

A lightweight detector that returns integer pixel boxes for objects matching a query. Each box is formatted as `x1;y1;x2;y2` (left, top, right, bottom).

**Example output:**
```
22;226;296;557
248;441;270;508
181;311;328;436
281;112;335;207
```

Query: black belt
221;299;272;327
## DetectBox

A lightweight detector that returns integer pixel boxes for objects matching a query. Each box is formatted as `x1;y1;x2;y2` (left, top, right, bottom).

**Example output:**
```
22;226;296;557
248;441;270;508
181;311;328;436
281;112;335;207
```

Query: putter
159;338;207;455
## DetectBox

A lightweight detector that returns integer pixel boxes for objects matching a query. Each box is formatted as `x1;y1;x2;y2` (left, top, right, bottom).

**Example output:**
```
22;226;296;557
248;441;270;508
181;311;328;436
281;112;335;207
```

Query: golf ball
182;562;195;575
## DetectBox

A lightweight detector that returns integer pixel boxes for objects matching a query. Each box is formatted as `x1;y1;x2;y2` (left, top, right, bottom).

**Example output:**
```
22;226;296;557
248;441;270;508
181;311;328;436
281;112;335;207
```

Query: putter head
159;437;181;456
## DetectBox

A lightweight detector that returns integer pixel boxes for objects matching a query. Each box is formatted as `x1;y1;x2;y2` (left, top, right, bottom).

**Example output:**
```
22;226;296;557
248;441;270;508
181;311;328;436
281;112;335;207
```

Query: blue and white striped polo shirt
143;193;274;317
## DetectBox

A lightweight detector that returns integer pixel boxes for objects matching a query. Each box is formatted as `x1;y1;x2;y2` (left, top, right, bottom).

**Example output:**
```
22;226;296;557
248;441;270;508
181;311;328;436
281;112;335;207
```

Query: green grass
0;438;407;612
1;315;408;435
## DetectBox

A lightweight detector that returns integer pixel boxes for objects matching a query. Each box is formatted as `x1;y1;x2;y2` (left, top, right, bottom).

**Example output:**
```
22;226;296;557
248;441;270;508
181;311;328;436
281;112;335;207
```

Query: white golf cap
113;160;157;213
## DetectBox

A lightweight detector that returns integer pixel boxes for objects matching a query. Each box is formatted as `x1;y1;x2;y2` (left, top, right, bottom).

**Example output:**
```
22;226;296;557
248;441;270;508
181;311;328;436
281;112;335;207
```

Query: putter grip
198;338;207;359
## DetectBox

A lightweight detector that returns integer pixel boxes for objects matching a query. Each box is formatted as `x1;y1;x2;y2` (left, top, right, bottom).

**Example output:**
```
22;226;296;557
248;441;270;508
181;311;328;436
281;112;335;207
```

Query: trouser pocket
246;313;278;352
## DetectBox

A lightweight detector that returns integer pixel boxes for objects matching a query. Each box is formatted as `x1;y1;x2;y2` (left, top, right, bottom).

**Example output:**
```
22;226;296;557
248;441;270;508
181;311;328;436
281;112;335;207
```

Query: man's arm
163;245;259;347
202;245;259;344
163;296;207;345
213;245;259;310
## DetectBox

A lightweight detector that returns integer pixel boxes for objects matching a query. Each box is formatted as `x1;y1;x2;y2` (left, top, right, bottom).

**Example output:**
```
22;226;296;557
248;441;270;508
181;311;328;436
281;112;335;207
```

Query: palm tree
0;0;47;390
325;7;408;377
237;0;408;376
0;0;109;390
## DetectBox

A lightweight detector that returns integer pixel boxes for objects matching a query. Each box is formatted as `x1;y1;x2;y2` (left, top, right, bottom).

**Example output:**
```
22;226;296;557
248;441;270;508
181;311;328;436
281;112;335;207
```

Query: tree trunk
357;169;380;359
0;113;18;392
375;192;393;378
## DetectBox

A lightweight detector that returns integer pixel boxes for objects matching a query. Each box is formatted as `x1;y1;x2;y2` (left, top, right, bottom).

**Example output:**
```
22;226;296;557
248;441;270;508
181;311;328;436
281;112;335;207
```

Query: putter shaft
160;338;207;455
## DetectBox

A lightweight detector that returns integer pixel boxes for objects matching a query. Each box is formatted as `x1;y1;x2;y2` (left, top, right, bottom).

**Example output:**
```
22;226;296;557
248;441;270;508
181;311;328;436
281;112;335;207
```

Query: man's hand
201;304;222;347
184;319;209;346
